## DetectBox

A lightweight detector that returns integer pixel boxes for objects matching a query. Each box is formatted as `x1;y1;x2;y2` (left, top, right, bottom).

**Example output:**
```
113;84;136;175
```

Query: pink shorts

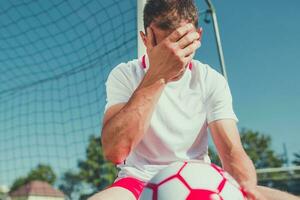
108;177;146;199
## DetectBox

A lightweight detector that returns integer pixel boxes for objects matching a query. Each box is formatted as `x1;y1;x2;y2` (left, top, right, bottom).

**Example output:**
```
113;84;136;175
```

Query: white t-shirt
104;55;238;182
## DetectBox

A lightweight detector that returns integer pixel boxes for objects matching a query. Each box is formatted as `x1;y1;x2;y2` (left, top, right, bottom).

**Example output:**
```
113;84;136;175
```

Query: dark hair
143;0;199;31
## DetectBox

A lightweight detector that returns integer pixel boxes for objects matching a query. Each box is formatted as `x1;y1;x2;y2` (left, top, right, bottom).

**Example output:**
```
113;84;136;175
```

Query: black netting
0;0;136;199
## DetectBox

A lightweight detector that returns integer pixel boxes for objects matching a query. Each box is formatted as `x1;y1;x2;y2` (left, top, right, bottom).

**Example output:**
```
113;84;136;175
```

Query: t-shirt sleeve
104;63;133;112
205;67;238;124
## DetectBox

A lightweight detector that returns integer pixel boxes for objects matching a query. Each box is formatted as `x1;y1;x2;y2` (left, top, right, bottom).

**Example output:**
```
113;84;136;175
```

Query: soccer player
89;0;300;199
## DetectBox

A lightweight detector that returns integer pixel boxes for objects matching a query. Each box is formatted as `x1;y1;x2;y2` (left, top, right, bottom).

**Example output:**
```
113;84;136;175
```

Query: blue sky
0;0;299;188
195;0;300;161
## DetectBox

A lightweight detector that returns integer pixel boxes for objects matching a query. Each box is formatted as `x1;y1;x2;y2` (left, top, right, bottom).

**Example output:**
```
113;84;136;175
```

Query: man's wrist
140;69;166;88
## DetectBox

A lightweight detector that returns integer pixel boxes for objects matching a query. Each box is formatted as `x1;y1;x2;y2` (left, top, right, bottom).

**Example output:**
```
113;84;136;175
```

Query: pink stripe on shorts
109;177;146;199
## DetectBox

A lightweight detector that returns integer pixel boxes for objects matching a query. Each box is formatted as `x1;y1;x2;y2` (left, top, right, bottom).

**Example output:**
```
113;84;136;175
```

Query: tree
59;171;82;200
27;164;56;184
59;135;117;199
240;129;283;169
208;147;221;166
10;164;56;192
10;177;27;193
78;135;117;191
293;152;300;166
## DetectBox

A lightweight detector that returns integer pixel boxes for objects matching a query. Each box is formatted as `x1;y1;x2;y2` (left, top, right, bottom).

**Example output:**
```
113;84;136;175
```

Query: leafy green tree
208;147;221;166
293;152;300;166
240;129;283;169
78;135;117;191
10;164;56;192
27;164;56;184
59;135;117;199
58;171;82;200
10;177;27;193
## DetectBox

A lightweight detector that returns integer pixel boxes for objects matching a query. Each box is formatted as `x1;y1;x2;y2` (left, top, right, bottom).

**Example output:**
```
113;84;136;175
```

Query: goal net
0;0;136;199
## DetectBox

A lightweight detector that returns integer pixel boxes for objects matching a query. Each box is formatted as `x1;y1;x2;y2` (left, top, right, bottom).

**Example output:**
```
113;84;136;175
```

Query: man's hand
144;23;202;84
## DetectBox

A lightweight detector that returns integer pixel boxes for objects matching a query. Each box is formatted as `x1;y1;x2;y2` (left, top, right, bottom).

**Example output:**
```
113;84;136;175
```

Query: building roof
10;181;64;197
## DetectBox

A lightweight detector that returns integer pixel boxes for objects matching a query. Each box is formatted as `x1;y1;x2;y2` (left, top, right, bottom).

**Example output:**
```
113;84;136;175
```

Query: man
89;0;300;199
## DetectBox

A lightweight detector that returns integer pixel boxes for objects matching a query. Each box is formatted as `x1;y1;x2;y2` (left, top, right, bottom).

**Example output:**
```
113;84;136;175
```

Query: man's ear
139;31;147;47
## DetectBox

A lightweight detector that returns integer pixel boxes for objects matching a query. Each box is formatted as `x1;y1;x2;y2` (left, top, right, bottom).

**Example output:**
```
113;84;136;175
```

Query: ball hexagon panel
157;177;190;200
219;182;245;200
180;162;224;191
148;161;186;185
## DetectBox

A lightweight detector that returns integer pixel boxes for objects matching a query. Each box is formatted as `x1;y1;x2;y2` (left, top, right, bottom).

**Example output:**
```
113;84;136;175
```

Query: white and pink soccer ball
140;161;247;200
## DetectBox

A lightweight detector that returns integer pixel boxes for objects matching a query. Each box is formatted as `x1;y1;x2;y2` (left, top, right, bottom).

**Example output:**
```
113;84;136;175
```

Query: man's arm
209;119;261;199
102;23;201;164
102;78;166;164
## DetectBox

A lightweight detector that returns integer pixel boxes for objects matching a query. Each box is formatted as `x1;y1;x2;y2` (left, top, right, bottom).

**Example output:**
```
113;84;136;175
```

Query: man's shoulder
106;58;144;88
111;58;141;73
108;58;143;79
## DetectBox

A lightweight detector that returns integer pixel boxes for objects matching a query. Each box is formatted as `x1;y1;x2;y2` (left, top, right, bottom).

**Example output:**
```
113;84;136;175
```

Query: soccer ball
140;161;246;200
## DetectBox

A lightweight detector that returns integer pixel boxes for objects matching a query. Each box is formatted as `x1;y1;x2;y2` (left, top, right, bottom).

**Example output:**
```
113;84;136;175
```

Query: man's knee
88;187;136;200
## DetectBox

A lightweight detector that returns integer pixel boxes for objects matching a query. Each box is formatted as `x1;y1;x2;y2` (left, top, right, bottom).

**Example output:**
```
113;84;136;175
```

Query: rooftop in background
9;181;64;198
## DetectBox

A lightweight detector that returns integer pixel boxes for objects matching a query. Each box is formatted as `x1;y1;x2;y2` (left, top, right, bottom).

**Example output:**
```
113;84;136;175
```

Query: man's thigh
257;185;300;200
88;186;136;200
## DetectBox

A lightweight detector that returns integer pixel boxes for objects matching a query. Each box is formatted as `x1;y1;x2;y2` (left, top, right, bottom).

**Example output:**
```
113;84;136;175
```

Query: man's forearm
209;120;257;188
222;149;257;187
102;73;166;164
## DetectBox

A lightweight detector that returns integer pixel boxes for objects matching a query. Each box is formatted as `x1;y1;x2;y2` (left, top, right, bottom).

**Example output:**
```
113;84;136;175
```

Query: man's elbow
102;138;131;164
103;150;126;164
101;121;140;164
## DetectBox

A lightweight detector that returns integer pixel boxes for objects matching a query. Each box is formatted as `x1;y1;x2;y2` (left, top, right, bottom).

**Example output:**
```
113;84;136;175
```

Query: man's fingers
168;23;195;42
146;27;156;50
177;31;200;49
180;40;201;57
